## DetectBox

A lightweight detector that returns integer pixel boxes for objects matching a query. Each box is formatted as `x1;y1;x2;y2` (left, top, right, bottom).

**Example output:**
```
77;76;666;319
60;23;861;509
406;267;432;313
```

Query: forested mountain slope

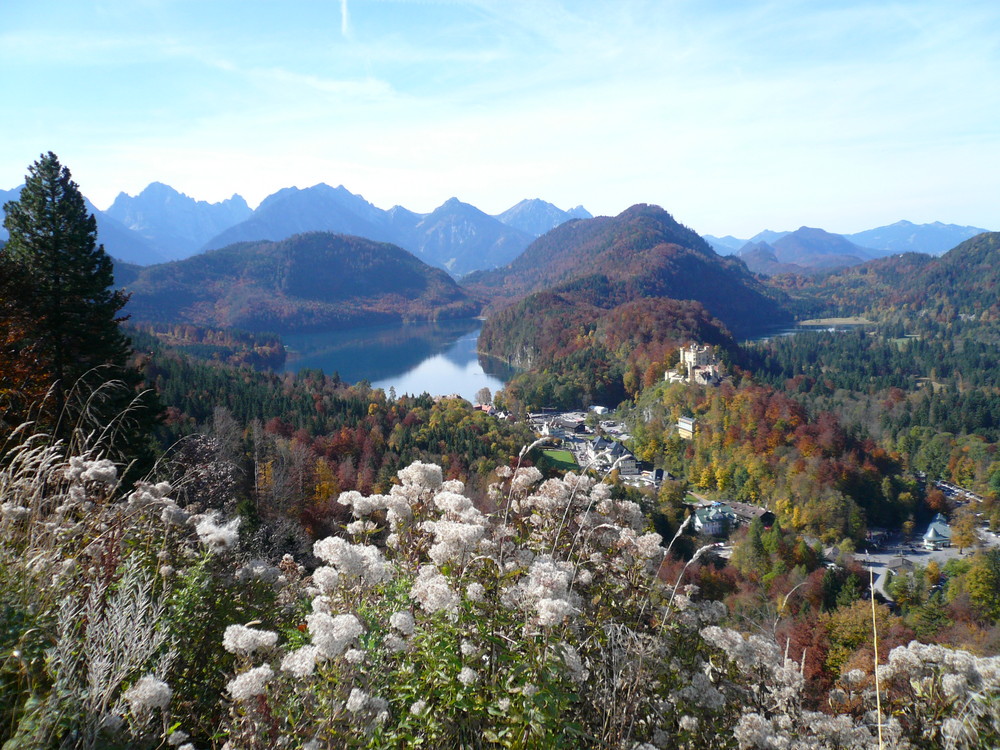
768;232;1000;322
466;204;790;338
121;232;478;333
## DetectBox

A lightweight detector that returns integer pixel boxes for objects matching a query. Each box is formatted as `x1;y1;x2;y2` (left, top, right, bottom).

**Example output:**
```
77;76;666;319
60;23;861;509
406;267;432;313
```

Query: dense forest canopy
466;204;791;337
121;232;480;332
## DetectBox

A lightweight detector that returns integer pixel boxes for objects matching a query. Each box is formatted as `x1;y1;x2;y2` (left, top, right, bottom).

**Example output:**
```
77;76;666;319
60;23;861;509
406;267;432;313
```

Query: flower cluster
410;564;460;615
222;624;279;656
65;456;118;486
307;612;364;659
123;674;172;712
227;664;274;703
514;555;580;628
194;512;241;552
312;535;390;588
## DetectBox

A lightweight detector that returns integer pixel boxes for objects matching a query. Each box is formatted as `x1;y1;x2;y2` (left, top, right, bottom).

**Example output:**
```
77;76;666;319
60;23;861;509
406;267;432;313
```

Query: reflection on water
282;319;515;402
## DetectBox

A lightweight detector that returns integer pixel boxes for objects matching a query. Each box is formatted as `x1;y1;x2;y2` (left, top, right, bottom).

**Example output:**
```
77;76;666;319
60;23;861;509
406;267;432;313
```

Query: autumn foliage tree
0;267;52;429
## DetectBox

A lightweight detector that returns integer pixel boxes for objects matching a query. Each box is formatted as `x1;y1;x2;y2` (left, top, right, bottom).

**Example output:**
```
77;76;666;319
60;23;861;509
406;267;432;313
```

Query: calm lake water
282;319;515;403
743;320;872;343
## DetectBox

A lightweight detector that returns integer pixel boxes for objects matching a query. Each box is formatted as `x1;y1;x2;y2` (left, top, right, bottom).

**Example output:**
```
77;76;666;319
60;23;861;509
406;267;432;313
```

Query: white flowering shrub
5;424;1000;750
214;461;744;747
873;641;1000;749
213;459;1000;749
0;428;290;750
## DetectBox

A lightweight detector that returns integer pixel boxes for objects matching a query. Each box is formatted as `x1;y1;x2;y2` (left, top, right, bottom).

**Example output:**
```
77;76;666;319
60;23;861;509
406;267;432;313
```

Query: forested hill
915;232;1000;318
480;293;734;409
465;203;791;338
769;231;1000;322
120;232;479;333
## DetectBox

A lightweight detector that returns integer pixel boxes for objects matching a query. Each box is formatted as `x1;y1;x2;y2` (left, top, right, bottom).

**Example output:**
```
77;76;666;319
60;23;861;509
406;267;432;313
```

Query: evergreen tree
1;152;156;453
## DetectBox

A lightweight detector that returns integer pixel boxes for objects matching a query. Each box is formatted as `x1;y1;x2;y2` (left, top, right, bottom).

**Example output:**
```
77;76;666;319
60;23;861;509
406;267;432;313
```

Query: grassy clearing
541;448;579;471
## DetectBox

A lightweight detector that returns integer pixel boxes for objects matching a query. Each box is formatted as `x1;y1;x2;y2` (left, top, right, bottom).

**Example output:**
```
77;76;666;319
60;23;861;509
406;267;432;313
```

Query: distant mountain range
844;221;989;256
193;187;591;277
794;231;1000;318
734;227;876;275
106;182;252;260
1;185;173;265
2;181;590;276
705;220;991;274
3;175;992;280
119;232;478;332
495;199;591;237
67;181;590;276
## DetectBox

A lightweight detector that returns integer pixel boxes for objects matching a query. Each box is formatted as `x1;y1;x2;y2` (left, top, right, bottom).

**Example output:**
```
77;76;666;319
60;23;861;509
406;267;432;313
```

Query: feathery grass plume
871;567;884;750
3;541;175;749
0;410;259;748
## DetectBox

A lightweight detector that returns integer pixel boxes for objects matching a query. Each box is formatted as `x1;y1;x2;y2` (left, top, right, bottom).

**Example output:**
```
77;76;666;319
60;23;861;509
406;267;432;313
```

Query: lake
743;318;874;343
282;319;515;403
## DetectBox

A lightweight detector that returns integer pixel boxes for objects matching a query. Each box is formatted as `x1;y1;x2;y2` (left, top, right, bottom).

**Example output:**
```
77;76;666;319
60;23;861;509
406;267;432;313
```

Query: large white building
667;344;722;386
681;343;713;370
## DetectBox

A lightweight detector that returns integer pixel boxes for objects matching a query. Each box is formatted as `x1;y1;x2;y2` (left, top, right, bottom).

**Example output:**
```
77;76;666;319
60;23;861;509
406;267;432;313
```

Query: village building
922;513;952;550
539;414;588;437
693;503;738;536
587;435;639;476
688;500;773;538
866;527;891;548
677;416;696;440
728;501;776;529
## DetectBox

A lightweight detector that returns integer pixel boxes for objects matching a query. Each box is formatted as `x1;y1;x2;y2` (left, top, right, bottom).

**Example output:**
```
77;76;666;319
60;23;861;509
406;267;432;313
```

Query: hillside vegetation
767;232;1000;324
471;204;790;410
482;293;732;409
467;204;790;337
122;232;479;333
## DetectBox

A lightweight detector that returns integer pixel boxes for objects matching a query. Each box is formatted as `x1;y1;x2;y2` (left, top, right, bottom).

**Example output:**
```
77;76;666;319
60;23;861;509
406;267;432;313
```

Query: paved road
855;529;1000;599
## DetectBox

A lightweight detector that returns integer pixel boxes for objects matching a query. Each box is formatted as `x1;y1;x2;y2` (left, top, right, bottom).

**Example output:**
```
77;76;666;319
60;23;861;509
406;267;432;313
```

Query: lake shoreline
796;316;874;326
281;318;510;403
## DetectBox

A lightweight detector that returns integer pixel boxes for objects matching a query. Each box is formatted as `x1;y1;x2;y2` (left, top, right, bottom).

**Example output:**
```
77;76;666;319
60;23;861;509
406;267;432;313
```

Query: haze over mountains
105;194;1000;352
705;220;990;274
101;182;591;276
5;175;990;279
107;182;252;259
734;227;877;276
791;231;1000;322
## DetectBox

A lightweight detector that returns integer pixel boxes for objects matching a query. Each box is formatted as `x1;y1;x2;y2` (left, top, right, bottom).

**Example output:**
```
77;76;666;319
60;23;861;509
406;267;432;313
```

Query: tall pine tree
1;152;157;454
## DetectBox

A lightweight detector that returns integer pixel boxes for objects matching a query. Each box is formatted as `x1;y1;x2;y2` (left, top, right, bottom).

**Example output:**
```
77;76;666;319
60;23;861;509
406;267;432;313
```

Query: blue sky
1;0;998;237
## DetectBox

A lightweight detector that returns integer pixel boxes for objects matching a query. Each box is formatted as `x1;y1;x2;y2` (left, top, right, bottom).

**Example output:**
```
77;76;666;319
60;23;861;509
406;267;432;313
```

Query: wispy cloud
3;0;998;233
341;0;352;37
254;67;396;101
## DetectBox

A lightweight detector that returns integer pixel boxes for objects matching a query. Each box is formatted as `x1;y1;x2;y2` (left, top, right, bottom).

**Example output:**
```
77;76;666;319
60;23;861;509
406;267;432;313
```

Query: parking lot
856;527;1000;599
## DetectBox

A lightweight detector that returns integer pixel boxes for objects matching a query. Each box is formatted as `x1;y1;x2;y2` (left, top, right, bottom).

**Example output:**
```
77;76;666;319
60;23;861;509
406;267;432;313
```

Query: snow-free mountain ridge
106;182;251;261
197;187;573;277
706;220;992;269
2;176;992;276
